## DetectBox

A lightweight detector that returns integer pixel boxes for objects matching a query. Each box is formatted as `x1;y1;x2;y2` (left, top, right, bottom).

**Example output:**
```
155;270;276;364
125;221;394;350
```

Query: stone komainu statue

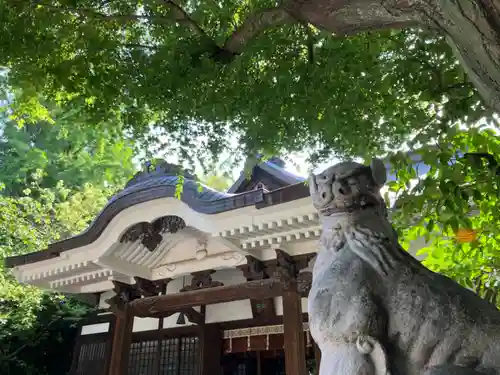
307;160;500;375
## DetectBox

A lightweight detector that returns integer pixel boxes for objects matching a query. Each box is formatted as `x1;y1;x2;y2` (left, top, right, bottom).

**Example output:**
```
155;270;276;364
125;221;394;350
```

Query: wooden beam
129;278;284;317
282;286;307;375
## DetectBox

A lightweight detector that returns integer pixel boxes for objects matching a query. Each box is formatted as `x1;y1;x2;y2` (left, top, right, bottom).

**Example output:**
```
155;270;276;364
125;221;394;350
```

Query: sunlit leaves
0;0;493;162
0;101;136;196
200;173;232;191
0;99;137;374
1;0;500;311
390;126;500;305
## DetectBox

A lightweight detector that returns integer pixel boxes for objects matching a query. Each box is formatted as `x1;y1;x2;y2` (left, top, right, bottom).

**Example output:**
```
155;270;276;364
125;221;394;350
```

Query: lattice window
129;336;198;375
236;363;247;375
129;340;158;375
159;338;180;375
179;337;199;375
74;341;108;375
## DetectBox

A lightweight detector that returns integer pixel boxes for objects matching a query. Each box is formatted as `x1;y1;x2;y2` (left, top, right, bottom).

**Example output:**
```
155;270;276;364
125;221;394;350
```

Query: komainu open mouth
319;196;381;216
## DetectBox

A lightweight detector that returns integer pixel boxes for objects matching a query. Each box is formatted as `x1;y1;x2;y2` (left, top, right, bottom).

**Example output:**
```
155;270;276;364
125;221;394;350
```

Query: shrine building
5;157;428;375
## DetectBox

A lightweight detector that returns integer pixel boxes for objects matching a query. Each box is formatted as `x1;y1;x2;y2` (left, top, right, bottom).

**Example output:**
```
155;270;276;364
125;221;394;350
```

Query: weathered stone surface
308;160;500;375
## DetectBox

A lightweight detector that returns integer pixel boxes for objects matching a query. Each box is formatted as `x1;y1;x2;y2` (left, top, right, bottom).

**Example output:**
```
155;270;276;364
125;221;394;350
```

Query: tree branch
159;0;211;40
223;7;295;54
37;1;295;63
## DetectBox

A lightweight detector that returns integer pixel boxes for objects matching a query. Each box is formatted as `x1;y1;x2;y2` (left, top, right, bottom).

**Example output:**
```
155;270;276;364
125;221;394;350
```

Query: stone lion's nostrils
336;177;353;196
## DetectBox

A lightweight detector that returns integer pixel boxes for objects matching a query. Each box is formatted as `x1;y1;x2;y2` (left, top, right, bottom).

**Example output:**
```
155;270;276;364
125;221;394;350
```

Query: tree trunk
433;0;500;112
283;0;500;112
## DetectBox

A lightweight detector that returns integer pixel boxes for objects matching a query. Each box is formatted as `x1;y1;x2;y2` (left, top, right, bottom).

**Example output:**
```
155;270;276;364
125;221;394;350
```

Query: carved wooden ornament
273;249;298;290
106;280;137;316
180;270;224;292
120;215;186;252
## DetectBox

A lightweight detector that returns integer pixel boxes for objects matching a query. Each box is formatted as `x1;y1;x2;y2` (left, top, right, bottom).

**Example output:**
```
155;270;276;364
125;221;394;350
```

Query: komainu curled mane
307;160;500;375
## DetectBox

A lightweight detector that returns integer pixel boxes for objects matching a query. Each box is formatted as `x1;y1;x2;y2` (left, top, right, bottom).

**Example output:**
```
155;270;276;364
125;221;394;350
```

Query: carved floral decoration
120;215;186;252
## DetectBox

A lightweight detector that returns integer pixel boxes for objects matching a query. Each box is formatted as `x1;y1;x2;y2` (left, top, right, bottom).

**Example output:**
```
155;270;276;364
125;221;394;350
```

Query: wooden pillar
108;306;134;375
199;323;222;375
282;288;307;375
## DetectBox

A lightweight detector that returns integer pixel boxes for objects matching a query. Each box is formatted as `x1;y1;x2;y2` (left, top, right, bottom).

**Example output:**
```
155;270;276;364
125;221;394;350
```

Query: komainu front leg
319;345;375;375
319;336;390;375
356;336;390;375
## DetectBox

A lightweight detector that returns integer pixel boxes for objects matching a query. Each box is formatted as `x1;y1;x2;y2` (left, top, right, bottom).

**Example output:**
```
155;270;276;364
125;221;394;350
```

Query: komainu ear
370;158;387;187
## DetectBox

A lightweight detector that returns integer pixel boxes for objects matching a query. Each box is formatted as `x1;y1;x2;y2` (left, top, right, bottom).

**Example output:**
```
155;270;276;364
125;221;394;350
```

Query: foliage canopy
0;1;496;161
0;1;500;364
0;112;135;196
0;103;137;374
390;126;500;306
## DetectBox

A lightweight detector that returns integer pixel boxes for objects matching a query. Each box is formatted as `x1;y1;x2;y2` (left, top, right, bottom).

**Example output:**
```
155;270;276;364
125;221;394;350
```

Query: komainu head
309;159;388;217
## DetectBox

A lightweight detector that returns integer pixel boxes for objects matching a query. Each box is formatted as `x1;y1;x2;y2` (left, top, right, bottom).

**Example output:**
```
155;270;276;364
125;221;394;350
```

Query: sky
150;126;343;183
